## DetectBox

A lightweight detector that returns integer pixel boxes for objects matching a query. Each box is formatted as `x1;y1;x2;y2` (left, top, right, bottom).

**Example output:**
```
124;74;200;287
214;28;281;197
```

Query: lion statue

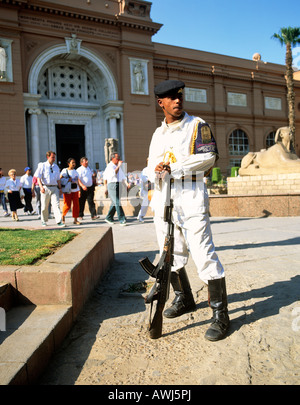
239;127;300;175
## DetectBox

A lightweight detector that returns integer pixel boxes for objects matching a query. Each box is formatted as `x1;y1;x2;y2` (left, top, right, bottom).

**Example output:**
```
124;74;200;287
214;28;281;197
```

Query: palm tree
272;27;300;150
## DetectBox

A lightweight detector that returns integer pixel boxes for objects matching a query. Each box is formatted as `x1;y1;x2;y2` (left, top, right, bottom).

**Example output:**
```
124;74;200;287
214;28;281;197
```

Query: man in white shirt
103;153;129;226
147;79;229;341
77;157;98;220
20;167;35;215
34;151;65;227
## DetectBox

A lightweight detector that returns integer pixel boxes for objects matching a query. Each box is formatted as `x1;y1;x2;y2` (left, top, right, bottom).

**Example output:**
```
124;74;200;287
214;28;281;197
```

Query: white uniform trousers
154;212;224;285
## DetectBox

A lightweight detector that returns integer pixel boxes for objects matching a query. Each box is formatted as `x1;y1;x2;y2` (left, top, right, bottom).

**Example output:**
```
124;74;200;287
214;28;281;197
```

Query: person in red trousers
60;158;81;225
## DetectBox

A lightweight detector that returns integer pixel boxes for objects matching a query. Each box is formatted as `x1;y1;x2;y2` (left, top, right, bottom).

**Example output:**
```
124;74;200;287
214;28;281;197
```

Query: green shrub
231;167;239;177
211;167;222;183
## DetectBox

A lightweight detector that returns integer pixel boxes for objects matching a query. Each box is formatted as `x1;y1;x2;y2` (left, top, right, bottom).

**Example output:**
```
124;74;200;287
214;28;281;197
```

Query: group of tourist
0;153;151;226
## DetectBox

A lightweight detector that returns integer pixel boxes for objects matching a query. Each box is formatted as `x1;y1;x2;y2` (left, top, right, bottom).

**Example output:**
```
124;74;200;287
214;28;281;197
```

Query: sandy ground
28;214;300;386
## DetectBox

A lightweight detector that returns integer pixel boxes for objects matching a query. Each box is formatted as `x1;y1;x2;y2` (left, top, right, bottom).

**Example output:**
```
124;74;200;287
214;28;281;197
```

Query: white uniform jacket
147;112;223;282
147;112;216;221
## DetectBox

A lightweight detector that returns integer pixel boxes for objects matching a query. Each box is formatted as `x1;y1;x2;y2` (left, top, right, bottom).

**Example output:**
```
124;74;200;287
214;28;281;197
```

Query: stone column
108;112;120;139
102;101;125;157
28;108;41;171
24;93;42;171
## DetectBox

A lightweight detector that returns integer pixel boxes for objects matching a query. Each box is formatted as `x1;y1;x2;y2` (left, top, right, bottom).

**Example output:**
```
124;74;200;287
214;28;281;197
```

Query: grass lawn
0;228;76;265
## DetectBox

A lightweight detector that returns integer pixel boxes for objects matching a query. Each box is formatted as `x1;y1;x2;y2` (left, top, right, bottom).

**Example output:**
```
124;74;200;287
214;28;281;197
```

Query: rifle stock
149;303;163;339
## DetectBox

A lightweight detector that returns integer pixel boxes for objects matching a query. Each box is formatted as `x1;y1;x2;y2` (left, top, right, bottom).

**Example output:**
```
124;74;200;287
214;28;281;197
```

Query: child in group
5;169;24;221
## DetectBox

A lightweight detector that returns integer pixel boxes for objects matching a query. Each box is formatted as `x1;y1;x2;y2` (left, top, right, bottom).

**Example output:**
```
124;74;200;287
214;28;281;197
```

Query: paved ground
1;210;300;385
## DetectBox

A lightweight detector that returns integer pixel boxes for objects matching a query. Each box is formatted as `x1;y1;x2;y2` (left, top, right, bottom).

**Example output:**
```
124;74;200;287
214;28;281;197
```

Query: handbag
61;170;71;194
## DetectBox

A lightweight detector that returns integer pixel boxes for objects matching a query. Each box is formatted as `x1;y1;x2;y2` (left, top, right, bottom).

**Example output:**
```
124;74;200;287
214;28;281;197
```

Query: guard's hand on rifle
155;161;171;180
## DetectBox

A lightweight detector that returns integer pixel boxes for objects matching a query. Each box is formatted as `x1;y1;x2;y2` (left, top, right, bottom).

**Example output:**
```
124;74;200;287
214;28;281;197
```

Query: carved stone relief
120;0;151;19
129;57;149;95
105;138;119;165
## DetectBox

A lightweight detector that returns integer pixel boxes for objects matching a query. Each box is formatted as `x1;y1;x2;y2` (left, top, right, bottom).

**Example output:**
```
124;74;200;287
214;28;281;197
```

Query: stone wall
209;194;300;217
227;173;300;195
91;184;300;218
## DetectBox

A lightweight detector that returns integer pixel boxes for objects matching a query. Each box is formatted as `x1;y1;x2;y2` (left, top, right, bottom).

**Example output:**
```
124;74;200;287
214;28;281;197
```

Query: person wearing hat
147;79;229;341
20;167;35;215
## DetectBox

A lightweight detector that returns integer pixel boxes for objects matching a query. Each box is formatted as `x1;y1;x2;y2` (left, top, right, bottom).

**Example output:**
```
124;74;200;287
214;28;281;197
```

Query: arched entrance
25;41;124;171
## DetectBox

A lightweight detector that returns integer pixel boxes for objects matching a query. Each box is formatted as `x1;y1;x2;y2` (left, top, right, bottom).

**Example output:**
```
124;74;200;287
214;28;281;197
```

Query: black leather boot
205;278;230;341
163;267;196;318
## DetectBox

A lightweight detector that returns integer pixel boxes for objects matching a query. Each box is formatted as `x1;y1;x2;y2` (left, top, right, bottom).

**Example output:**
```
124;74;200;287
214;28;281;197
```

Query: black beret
154;80;185;98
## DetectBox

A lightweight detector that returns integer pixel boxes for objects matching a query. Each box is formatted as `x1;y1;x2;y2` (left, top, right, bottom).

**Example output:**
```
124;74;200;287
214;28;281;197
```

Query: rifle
139;179;174;339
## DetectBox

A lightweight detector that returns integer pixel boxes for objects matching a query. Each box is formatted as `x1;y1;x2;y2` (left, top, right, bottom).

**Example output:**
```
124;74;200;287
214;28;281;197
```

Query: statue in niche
133;62;144;93
239;126;300;175
105;138;119;165
0;43;7;80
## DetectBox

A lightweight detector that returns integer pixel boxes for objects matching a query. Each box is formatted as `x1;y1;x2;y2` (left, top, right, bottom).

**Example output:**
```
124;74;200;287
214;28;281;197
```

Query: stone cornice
153;61;286;86
0;0;162;34
43;107;97;117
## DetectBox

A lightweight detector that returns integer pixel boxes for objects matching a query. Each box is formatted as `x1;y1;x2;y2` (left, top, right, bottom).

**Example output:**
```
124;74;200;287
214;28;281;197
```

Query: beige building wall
0;7;27;173
0;0;299;177
152;43;298;174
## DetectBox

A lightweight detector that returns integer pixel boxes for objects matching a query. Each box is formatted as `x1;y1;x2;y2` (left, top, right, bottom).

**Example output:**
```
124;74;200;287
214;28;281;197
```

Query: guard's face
157;92;183;123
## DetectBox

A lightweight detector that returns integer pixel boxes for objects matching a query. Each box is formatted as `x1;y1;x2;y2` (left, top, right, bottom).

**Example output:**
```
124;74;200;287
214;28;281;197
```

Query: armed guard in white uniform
147;80;230;341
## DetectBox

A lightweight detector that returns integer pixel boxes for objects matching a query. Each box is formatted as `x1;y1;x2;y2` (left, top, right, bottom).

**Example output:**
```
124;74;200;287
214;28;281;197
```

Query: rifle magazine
139;257;157;277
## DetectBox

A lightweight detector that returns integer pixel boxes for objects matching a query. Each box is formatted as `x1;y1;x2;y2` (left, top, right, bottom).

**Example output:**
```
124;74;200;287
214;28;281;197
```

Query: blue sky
149;0;300;66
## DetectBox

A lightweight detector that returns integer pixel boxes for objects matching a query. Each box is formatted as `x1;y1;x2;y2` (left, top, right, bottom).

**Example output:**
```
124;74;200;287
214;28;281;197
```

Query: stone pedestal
227;173;300;195
213;173;300;217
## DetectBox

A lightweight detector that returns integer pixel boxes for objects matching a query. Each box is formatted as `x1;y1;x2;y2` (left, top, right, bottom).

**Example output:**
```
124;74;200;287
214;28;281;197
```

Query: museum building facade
0;0;299;176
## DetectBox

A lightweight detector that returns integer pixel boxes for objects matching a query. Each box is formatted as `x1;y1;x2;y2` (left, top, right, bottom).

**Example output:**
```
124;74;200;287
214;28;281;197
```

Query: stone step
0;304;72;385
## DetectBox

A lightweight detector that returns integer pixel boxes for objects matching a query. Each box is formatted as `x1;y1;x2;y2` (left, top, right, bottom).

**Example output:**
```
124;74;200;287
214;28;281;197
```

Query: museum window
265;131;276;149
228;129;249;172
228;129;249;157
